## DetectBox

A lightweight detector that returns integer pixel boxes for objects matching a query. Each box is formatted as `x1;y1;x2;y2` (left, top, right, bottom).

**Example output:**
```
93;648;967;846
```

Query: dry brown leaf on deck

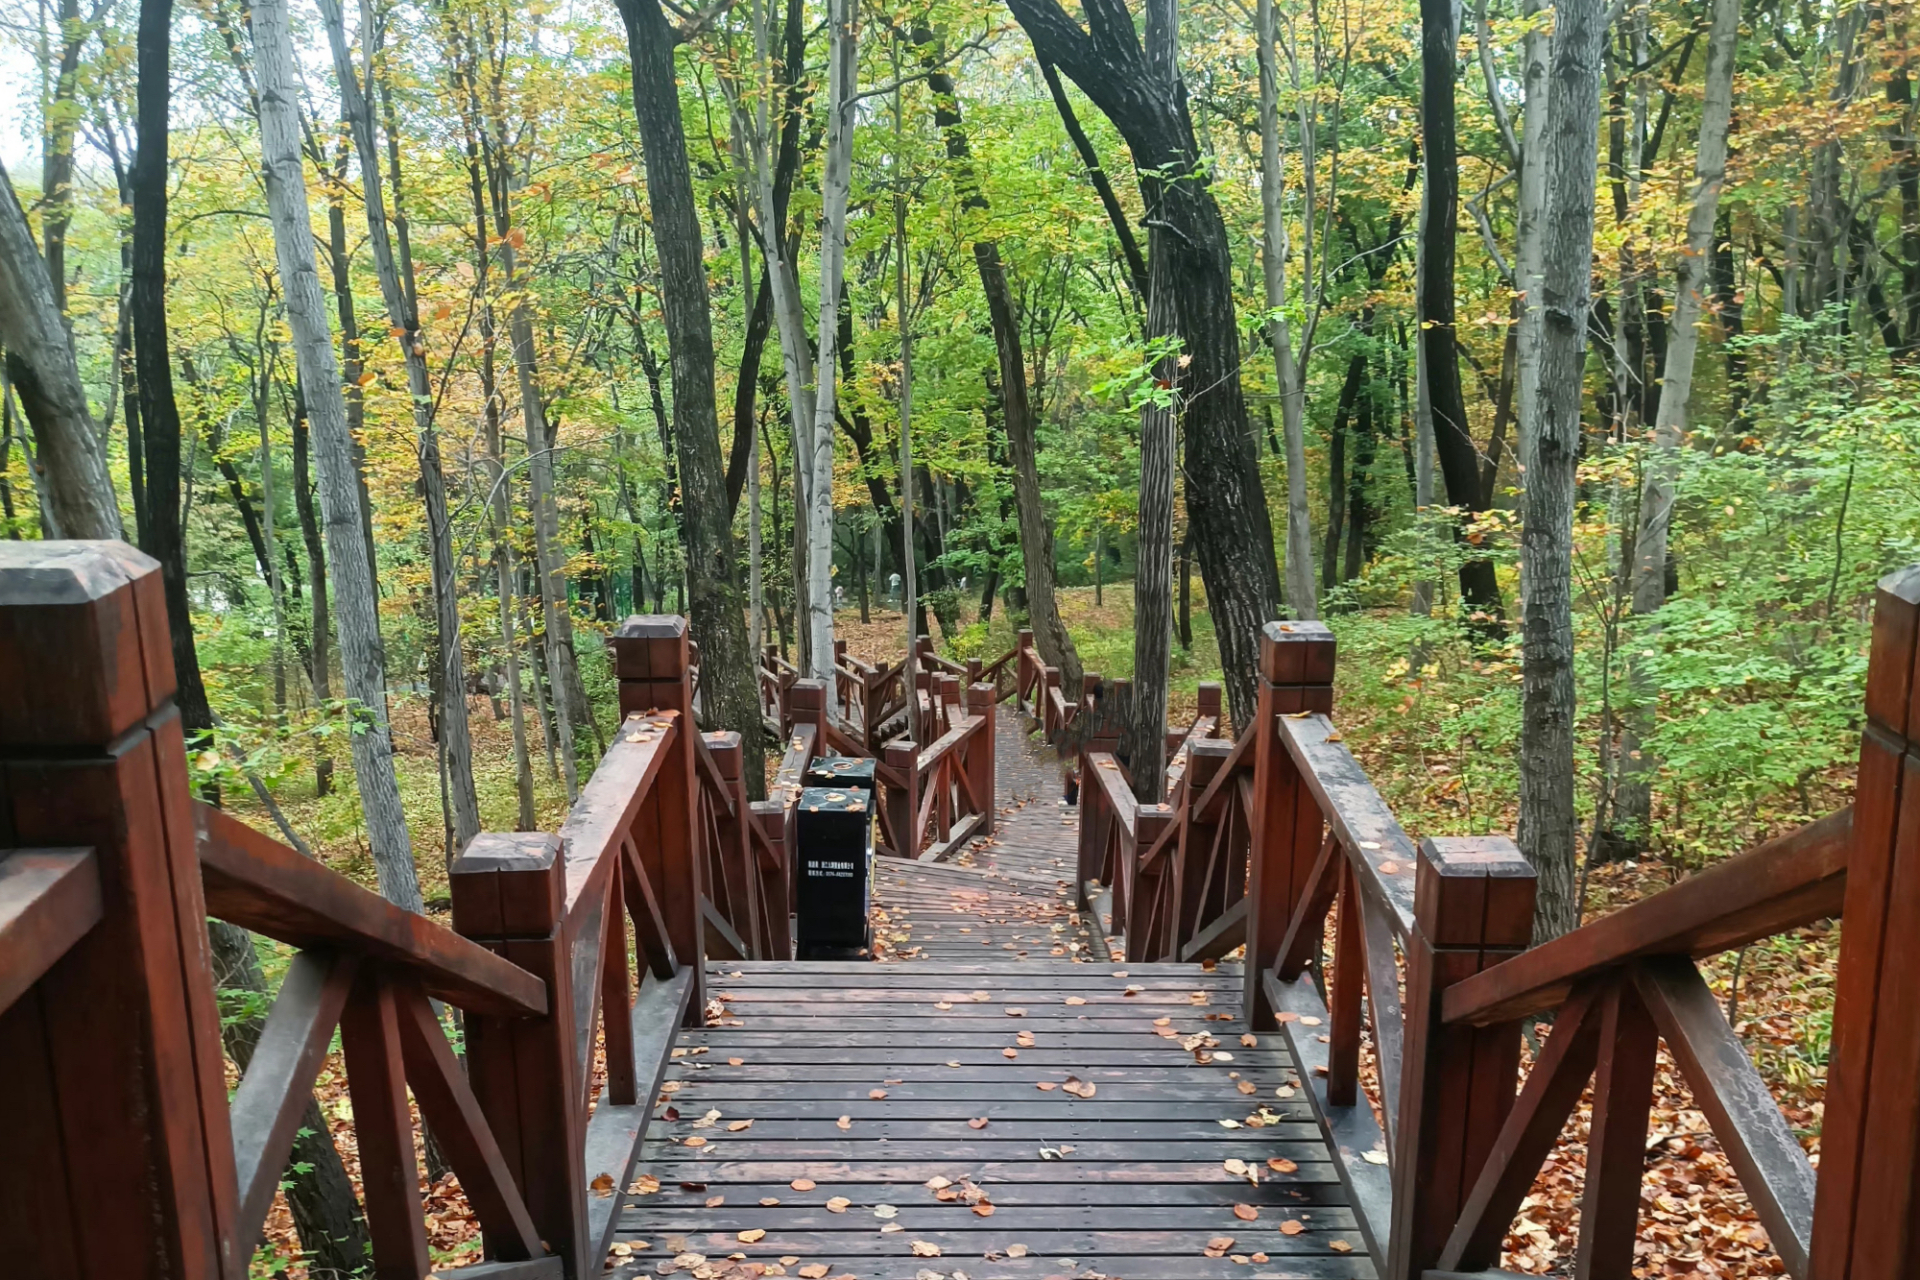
706;1196;725;1208
1237;1080;1257;1095
925;1176;953;1190
629;1174;662;1195
1330;1239;1354;1253
1203;1236;1235;1258
1065;996;1087;1006
869;1089;889;1099
790;1178;816;1191
910;1241;942;1257
738;1229;766;1243
1005;1244;1030;1258
760;1198;780;1206
968;1117;990;1129
826;1197;851;1213
1035;1080;1057;1091
590;1174;616;1197
1003;1047;1019;1059
1279;1220;1305;1236
935;1000;954;1010
729;1057;745;1066
728;1120;754;1132
836;1116;851;1130
682;1136;708;1147
1267;1157;1298;1173
972;1202;995;1217
1222;1158;1248;1175
1240;1034;1257;1047
798;1265;830;1278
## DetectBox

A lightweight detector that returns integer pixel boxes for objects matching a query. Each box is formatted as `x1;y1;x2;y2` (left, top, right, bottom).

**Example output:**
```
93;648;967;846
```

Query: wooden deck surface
614;716;1372;1279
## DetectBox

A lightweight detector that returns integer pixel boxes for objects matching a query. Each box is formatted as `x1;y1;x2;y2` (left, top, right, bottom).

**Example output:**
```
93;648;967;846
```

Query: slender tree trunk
1257;0;1316;621
1519;0;1603;945
131;0;216;754
1038;57;1149;307
1614;0;1738;848
1419;0;1503;624
0;160;118;538
291;386;333;796
253;0;420;910
618;0;769;793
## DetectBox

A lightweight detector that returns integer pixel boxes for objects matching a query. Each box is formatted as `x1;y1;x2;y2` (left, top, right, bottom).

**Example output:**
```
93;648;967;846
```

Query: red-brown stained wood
601;861;638;1104
1811;566;1920;1280
339;974;433;1279
0;544;241;1280
1243;621;1334;1026
967;682;997;838
1327;860;1365;1107
1389;835;1534;1280
0;848;102;1017
1575;981;1659;1280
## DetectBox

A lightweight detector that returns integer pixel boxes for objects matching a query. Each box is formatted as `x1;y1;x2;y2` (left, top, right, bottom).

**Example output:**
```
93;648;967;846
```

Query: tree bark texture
1007;0;1283;731
1519;0;1603;944
0;159;118;539
620;0;769;793
257;0;423;910
1418;0;1504;623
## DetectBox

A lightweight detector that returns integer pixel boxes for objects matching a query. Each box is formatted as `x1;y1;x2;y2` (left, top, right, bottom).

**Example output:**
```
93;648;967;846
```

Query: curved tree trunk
618;0;768;795
0;160;118;539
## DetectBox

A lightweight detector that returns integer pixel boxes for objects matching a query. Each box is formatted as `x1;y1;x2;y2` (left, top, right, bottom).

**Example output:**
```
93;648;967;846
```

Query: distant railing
1014;629;1079;742
0;543;776;1280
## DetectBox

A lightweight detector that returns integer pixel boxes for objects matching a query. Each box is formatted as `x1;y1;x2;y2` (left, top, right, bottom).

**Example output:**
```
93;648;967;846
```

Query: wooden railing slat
197;803;546;1018
582;967;696;1263
339;973;433;1278
229;949;357;1253
1633;956;1816;1277
1277;713;1418;941
0;847;101;1019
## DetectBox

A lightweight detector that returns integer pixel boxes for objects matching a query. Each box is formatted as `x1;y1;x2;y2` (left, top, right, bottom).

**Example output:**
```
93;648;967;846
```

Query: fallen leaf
1240;1034;1257;1047
880;1222;904;1234
968;1117;990;1129
972;1201;995;1217
738;1229;766;1243
1065;996;1087;1006
935;1001;954;1010
1299;1016;1322;1027
683;1136;707;1148
1016;1031;1035;1046
798;1266;830;1278
1267;1157;1298;1173
826;1197;851;1213
869;1089;889;1099
873;1205;898;1219
1362;1149;1389;1165
1275;1012;1300;1024
925;1176;952;1190
1153;1016;1172;1026
760;1198;781;1206
707;1196;726;1208
728;1120;754;1132
1035;1080;1057;1091
910;1241;942;1257
729;1057;745;1066
947;1060;961;1068
1222;1158;1249;1175
1237;1080;1257;1095
970;991;991;1002
836;1115;851;1130
780;1257;800;1267
630;1174;662;1195
1379;860;1400;874
1007;1245;1029;1258
790;1178;816;1191
1003;1047;1019;1059
1233;1204;1258;1221
590;1174;616;1197
1204;1236;1235;1258
1279;1220;1305;1236
1330;1239;1354;1253
1218;1119;1242;1129
1005;1007;1028;1017
1251;1252;1269;1263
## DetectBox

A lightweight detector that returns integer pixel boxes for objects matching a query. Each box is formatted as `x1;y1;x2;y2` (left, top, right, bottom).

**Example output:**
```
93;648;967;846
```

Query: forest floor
231;587;1836;1276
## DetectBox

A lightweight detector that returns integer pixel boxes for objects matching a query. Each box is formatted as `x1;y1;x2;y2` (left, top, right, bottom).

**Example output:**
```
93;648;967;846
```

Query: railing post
1129;806;1175;960
1043;667;1062;739
751;799;794;953
704;731;760;959
1016;628;1035;710
450;833;588;1274
884;739;921;857
1172;736;1232;957
0;542;241;1279
967;681;996;836
1243;620;1335;1025
1811;565;1920;1279
1196;681;1222;727
936;672;961;736
611;616;705;1017
787;678;827;756
1388;835;1535;1280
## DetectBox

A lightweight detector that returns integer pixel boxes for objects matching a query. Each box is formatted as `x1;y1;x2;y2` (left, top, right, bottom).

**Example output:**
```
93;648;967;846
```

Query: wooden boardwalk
614;717;1372;1280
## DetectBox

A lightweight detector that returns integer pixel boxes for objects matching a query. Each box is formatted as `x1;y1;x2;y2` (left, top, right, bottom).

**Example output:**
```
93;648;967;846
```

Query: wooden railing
0;543;777;1280
875;677;997;859
1013;628;1079;742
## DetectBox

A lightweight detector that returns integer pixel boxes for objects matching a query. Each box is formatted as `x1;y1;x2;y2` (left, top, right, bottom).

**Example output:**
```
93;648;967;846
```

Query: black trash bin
794;784;874;960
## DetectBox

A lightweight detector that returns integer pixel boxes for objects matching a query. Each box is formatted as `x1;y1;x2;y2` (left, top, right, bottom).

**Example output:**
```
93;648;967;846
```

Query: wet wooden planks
614;961;1373;1279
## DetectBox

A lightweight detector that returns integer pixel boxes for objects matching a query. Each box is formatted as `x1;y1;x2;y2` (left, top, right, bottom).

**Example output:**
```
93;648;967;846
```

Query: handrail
1277;712;1417;941
1445;806;1852;1027
196;803;547;1018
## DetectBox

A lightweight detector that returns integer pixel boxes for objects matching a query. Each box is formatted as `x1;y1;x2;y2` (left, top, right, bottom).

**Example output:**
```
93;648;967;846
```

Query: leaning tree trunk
1518;0;1604;945
918;37;1084;694
1418;0;1504;625
1613;0;1738;850
316;0;482;851
1129;266;1178;802
1007;0;1282;731
255;0;422;911
618;0;768;795
131;0;216;750
0;160;119;539
290;387;333;796
1257;0;1316;622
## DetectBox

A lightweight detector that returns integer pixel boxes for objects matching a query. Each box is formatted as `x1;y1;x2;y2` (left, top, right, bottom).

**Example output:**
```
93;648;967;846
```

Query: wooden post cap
1866;564;1920;737
1197;683;1223;719
787;679;825;709
704;731;743;777
610;615;689;679
1259;620;1336;685
967;681;994;712
1415;835;1535;950
450;832;565;938
884;740;918;767
0;540;176;746
1187;736;1232;783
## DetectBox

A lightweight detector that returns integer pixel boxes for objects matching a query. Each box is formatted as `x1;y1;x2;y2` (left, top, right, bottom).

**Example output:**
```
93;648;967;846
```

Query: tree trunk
255;0;421;910
1418;0;1503;625
1008;0;1282;731
1038;57;1149;309
1257;0;1316;621
1519;0;1603;945
918;34;1083;695
618;0;768;794
290;385;333;796
131;0;216;757
1613;0;1738;849
0;160;118;539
